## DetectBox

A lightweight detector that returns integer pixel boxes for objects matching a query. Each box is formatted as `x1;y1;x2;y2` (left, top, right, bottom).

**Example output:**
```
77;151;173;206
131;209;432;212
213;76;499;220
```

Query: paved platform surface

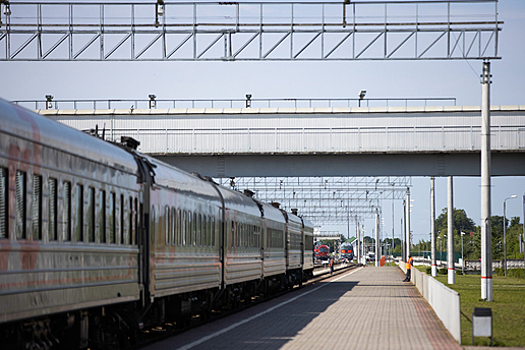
146;266;462;350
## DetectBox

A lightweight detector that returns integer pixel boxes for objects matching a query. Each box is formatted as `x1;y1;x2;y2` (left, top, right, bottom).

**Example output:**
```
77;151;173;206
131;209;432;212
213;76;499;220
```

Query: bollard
472;307;492;346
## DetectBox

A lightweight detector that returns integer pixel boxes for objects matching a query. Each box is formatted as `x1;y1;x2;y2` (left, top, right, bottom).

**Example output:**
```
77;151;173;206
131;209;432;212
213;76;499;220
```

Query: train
315;244;330;260
0;98;315;349
340;241;354;261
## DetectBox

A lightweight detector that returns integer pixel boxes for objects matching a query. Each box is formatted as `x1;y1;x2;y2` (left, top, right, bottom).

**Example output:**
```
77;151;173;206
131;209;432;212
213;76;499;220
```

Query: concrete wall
399;263;461;343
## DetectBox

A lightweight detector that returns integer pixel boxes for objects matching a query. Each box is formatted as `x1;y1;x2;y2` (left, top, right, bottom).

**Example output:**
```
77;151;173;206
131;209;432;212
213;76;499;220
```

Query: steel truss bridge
0;0;501;61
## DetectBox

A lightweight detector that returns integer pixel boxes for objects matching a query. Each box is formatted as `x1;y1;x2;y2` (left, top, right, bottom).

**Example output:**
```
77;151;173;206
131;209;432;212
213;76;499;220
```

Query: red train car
316;244;330;260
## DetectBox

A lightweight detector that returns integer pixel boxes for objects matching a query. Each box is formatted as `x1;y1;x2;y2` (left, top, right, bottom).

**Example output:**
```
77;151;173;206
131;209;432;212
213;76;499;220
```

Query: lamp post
461;231;465;274
503;195;517;276
438;236;442;265
443;234;447;267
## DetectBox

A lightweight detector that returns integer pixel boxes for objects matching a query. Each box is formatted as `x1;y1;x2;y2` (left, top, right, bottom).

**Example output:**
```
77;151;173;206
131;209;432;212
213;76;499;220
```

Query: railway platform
145;266;461;350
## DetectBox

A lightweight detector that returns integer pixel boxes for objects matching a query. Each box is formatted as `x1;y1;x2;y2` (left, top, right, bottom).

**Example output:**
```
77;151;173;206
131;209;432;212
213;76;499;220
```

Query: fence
399;262;461;343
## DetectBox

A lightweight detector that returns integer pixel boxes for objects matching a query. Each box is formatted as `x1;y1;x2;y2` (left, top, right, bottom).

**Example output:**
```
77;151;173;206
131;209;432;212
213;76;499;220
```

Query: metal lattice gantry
215;176;411;224
0;1;501;61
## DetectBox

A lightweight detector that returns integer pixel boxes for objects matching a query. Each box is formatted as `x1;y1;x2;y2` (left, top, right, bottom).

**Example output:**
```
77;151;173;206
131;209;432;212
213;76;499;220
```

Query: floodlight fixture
155;0;164;27
45;95;53;110
358;90;366;107
3;2;11;16
157;0;164;16
149;94;156;109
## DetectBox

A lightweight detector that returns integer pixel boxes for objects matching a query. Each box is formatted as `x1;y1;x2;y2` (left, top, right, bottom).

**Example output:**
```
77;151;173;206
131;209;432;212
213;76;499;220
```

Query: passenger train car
0;99;315;349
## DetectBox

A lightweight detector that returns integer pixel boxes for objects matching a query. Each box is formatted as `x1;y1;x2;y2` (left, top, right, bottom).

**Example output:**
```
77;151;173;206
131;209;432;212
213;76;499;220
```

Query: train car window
170;207;175;246
87;187;95;242
133;198;138;246
188;210;192;246
130;197;134;246
211;216;216;247
165;206;170;246
197;213;202;246
203;215;209;246
236;222;240;248
48;178;57;241
120;194;125;245
151;206;156;244
109;192;116;243
240;223;244;248
182;210;187;246
0;168;7;239
192;212;199;246
99;190;106;243
305;235;313;251
207;216;211;247
177;209;182;246
237;222;240;248
75;184;84;242
138;201;142;246
231;221;235;248
15;170;27;239
32;174;43;240
244;224;248;248
63;181;71;241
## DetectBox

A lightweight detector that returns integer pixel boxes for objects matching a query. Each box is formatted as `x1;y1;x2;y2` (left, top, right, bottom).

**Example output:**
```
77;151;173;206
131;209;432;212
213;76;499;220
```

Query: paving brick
146;266;461;350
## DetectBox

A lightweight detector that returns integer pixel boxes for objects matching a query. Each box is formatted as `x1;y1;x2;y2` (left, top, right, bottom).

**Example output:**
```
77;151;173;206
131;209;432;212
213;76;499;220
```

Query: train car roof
286;212;303;225
258;201;286;224
301;217;315;230
213;186;262;218
140;154;222;203
0;99;137;174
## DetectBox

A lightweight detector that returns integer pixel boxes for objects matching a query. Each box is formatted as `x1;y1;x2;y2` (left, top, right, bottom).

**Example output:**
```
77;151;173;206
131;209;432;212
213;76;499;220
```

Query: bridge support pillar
448;176;455;284
431;177;437;277
405;188;411;262
375;209;380;267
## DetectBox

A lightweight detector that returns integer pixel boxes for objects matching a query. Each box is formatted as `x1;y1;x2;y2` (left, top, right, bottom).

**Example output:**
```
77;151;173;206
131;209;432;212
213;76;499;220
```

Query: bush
438;267;448;275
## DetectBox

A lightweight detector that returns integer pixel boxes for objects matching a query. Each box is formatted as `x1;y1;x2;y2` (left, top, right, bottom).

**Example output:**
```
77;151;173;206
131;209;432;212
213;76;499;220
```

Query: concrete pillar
405;188;411;262
355;216;360;263
431;177;437;277
481;60;492;301
375;208;380;267
448;176;455;284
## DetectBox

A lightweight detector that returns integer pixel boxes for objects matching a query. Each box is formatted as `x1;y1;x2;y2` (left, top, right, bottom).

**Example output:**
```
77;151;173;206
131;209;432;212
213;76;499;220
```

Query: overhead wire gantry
0;1;501;61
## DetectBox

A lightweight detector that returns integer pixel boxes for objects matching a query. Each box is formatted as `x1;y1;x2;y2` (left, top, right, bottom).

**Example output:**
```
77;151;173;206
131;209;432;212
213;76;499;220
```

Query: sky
1;0;524;244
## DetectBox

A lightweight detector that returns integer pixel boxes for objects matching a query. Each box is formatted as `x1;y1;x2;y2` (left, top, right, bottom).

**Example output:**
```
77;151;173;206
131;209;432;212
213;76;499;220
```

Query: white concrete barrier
399;263;461;343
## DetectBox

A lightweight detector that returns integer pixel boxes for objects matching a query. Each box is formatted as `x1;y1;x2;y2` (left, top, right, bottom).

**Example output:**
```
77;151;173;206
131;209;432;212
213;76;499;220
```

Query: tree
504;216;523;260
434;207;477;260
435;208;476;236
491;215;504;259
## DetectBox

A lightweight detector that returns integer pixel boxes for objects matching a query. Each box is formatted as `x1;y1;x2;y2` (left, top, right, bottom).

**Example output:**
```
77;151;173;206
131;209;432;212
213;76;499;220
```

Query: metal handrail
13;97;457;110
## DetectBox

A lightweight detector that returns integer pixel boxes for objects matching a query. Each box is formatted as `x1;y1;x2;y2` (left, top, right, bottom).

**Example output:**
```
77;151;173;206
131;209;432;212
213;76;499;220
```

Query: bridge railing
102;124;523;154
14;97;457;110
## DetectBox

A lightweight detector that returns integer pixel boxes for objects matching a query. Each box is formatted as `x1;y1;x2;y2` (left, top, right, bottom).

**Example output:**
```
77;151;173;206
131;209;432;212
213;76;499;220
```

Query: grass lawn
430;273;525;347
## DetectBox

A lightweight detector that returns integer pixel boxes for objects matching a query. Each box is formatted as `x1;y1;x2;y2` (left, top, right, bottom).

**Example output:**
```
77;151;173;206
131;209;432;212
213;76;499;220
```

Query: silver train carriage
0;98;142;348
0;99;315;349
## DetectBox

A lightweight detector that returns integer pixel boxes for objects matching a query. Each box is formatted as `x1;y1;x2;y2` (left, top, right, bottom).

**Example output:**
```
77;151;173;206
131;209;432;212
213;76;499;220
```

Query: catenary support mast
481;61;492;301
431;177;437;277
